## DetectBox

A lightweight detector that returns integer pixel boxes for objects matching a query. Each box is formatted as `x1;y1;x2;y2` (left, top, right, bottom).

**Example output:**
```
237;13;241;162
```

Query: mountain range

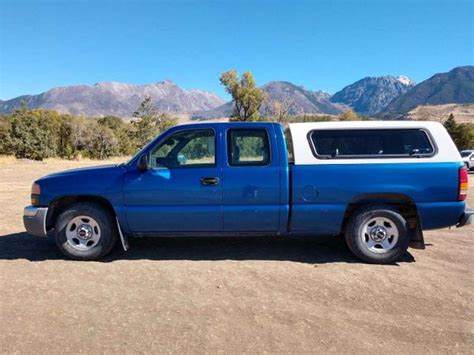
330;75;415;115
0;65;472;119
381;66;474;117
0;80;225;117
196;81;346;119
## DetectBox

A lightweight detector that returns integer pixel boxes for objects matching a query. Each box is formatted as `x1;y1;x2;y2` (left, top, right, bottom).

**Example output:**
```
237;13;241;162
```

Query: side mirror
177;153;187;164
137;154;149;172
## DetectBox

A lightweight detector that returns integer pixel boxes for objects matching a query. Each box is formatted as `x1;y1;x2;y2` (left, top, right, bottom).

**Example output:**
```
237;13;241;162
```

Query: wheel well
342;193;419;231
46;196;116;230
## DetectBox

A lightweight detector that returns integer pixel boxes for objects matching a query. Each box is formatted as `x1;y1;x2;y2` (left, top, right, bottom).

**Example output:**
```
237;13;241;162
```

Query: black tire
54;202;117;260
345;205;410;264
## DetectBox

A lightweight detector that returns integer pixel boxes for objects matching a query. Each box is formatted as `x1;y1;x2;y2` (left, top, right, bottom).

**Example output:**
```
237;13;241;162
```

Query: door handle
201;176;220;186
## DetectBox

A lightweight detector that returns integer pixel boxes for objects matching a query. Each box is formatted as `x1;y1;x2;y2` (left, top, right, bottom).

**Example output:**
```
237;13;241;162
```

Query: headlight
31;182;41;205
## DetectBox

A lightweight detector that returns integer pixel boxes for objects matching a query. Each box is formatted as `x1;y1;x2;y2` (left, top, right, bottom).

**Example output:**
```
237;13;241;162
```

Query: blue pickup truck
24;121;472;263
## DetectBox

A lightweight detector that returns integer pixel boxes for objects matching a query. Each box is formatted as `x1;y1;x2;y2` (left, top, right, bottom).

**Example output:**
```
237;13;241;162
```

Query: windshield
461;151;472;157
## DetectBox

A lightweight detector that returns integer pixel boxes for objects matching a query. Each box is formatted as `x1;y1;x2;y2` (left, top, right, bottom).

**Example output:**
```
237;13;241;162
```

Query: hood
39;164;121;180
35;163;127;207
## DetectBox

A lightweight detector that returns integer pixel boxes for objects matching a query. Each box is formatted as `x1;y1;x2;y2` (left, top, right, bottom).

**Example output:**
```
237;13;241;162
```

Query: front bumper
457;208;474;228
23;205;48;237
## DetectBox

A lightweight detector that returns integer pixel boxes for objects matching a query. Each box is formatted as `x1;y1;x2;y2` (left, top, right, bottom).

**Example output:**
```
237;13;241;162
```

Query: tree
444;113;474;150
0;115;13;155
443;113;457;134
338;109;359;121
132;97;177;149
269;97;295;123
8;103;55;160
98;116;136;156
89;124;119;159
220;70;266;121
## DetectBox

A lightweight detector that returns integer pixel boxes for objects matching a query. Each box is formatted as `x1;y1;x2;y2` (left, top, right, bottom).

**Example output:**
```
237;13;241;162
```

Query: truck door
123;127;223;233
222;126;281;232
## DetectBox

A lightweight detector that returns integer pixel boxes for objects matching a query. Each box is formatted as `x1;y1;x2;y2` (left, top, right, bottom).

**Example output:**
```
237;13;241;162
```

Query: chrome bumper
457;208;474;228
23;205;48;237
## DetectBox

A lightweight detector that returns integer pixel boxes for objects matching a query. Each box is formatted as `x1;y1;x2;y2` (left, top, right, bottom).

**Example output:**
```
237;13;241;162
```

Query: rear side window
309;129;435;159
227;129;270;166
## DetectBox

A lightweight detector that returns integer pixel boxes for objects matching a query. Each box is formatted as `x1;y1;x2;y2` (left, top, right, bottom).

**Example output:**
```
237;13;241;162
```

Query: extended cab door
222;124;282;232
123;126;223;233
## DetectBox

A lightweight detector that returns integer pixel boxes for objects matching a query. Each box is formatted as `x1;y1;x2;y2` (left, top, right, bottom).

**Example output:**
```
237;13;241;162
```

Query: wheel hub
369;225;387;242
77;224;93;240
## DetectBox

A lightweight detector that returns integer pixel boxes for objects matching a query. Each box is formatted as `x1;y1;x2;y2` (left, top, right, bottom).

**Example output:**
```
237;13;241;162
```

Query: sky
0;0;473;100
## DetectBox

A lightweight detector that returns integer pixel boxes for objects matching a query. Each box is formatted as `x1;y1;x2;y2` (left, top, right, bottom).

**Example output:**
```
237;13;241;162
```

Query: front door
124;128;222;233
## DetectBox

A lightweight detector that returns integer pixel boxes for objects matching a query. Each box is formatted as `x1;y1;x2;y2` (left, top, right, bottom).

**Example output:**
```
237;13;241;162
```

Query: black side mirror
137;154;149;172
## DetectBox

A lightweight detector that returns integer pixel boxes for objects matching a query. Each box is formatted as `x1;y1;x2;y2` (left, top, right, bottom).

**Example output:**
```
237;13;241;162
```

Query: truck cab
123;122;289;235
24;121;473;263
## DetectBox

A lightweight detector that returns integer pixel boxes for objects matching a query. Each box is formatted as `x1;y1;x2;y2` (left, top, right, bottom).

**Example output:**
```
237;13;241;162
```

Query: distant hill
0;80;225;117
195;81;345;119
382;66;474;117
404;103;474;123
330;75;415;115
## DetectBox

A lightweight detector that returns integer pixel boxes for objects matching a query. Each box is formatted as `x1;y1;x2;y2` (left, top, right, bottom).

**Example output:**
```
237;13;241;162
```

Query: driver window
150;129;216;168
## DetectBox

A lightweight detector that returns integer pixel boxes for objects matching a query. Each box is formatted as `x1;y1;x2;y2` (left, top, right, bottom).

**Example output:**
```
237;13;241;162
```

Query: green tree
89;124;119;159
443;113;474;150
98;116;135;156
0;116;13;155
32;109;63;156
8;103;55;160
57;115;78;159
220;70;266;121
132;97;177;149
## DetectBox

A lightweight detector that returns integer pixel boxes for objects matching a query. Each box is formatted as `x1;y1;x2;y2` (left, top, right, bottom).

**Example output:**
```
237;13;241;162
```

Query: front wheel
345;206;410;264
54;202;117;260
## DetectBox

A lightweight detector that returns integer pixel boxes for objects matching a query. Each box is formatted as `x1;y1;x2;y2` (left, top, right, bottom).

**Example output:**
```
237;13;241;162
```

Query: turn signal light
31;183;41;205
458;167;468;201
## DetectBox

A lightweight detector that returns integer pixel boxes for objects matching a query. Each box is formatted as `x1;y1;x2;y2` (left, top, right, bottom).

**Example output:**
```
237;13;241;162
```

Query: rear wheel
345;205;410;264
54;202;117;260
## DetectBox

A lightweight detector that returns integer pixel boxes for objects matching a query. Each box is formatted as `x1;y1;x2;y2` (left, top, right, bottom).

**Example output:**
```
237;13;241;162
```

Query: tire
54;202;117;260
345;205;410;264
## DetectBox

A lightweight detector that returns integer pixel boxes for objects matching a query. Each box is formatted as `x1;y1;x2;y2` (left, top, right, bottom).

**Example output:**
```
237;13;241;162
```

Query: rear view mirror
137;154;149;172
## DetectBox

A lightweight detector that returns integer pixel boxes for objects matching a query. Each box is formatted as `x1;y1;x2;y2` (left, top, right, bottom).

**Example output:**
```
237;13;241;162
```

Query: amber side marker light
31;182;41;205
458;167;468;201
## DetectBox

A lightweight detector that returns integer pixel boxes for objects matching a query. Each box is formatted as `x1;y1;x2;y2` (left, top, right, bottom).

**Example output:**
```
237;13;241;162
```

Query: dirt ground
0;157;473;354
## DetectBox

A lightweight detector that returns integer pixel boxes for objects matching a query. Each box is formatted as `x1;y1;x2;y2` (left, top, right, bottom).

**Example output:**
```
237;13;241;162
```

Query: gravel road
0;158;472;353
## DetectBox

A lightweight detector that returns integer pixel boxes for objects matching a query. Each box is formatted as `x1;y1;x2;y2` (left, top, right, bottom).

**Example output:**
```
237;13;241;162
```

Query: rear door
222;125;281;232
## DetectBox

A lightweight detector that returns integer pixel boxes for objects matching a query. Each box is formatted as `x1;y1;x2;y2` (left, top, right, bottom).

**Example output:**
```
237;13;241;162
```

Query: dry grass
0;159;473;353
0;155;17;165
408;103;474;123
0;155;127;166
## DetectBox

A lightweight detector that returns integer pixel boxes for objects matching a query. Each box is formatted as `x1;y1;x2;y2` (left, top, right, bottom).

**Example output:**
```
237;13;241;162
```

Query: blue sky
0;0;473;100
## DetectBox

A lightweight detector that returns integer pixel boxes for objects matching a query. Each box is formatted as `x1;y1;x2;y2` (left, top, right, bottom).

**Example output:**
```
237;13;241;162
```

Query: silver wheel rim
65;215;101;251
361;216;399;253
